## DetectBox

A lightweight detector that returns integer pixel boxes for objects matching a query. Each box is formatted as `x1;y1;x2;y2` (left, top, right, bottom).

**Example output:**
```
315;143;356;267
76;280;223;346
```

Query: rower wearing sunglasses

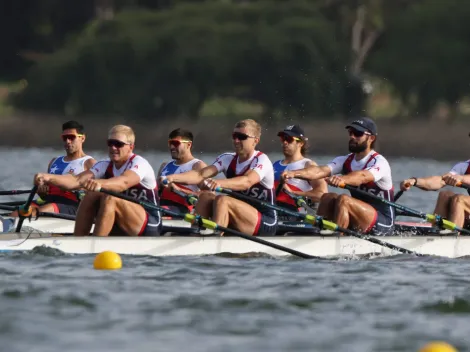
34;125;162;236
281;117;395;235
160;119;277;236
157;128;206;213
273;125;327;220
11;120;96;218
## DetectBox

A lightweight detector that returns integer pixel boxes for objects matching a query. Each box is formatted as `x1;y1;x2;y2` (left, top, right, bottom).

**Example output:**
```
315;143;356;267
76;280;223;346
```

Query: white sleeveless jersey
160;159;201;193
273;158;313;192
49;155;94;175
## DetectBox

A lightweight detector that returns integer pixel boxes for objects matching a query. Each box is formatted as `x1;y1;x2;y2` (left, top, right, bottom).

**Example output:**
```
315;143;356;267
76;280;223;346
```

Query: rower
399;154;470;229
157;128;206;213
281;117;395;235
11;120;96;217
273;124;327;220
160;119;277;236
33;125;162;236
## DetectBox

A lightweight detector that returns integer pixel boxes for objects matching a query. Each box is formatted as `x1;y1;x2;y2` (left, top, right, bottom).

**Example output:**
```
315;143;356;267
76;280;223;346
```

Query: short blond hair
108;125;135;144
235;119;261;138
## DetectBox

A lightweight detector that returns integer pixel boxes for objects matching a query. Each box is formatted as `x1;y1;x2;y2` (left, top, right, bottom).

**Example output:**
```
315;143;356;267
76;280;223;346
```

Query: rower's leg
317;193;339;219
212;195;261;235
433;190;455;218
194;191;216;218
447;194;470;228
74;192;100;236
93;195;148;236
333;194;377;232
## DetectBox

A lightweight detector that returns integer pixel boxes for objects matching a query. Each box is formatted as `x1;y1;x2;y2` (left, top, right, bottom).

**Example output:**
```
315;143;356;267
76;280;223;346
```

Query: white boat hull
0;234;468;258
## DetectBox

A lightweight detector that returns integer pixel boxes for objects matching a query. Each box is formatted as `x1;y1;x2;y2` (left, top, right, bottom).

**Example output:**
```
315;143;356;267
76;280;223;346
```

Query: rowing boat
0;218;465;258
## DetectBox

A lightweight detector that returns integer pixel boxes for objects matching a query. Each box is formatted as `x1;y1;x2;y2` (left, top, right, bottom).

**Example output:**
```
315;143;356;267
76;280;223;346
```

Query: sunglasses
348;129;371;138
279;134;301;143
232;132;255;141
61;133;83;142
168;139;191;148
107;139;130;148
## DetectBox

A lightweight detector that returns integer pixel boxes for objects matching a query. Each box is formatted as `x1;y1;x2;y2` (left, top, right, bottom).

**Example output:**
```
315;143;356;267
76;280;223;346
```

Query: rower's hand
326;175;345;188
400;179;416;191
281;171;295;181
158;176;173;188
37;184;49;197
442;174;462;187
81;179;102;192
202;178;220;191
34;173;50;186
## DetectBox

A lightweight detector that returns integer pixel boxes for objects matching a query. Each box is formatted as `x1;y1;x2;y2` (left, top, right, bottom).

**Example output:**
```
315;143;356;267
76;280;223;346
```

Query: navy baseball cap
345;117;378;136
277;125;308;140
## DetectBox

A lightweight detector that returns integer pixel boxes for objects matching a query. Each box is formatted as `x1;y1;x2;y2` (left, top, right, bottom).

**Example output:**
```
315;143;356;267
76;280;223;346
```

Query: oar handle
15;185;38;232
456;181;470;190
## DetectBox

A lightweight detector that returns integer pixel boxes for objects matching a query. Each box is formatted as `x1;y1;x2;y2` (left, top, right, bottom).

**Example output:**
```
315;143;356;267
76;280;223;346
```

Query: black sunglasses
107;139;130;148
232;132;255;141
348;129;371;138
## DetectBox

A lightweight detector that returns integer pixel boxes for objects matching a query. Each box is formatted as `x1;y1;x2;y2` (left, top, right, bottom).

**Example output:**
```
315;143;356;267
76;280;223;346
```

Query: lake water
0;148;467;352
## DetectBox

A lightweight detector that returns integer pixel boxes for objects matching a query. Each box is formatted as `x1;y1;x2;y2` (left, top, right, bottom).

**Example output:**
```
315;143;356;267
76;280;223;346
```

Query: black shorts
253;212;278;236
138;211;162;236
367;211;394;236
161;204;190;217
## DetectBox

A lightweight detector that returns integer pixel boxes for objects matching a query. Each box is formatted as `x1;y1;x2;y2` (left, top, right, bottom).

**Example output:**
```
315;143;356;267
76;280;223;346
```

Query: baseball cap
277;125;308;140
345;117;378;136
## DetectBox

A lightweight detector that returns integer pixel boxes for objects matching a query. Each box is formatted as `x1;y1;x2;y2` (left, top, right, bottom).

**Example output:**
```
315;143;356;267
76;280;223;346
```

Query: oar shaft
16;186;38;232
0;190;34;196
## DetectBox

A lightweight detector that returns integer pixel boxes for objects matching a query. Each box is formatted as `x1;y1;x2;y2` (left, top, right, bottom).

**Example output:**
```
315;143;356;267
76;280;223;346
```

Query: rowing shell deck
0;233;467;258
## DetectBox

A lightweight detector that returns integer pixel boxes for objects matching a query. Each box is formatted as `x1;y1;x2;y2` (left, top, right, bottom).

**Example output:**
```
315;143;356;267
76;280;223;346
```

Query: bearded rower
282;117;395;235
399;154;470;229
157;128;206;213
160;119;277;236
34;125;162;236
273;124;327;220
11;120;96;217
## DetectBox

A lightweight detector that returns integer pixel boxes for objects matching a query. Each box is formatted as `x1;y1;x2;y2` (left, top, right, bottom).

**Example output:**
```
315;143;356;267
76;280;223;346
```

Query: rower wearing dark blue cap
273;124;327;219
281;117;395;235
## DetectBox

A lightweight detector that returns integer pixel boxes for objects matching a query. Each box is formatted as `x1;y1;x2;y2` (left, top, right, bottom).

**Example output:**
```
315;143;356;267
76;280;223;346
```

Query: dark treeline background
1;0;469;122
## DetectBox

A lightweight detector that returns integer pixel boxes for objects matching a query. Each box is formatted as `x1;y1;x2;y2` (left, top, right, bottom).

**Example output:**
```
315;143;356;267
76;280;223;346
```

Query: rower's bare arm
97;170;140;192
403;175;446;191
191;160;208;195
340;170;374;187
156;162;167;178
167;165;218;185
215;169;260;191
288;162;328;202
38;158;56;197
38;170;94;190
285;165;331;181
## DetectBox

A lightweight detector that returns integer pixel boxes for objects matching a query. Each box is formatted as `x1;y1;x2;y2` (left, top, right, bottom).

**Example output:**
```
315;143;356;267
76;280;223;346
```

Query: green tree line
3;0;470;120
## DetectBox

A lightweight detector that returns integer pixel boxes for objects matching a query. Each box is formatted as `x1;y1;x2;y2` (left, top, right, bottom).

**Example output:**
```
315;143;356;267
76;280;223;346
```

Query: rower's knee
320;192;338;203
198;190;215;202
336;194;352;208
213;194;229;208
100;194;116;209
449;194;466;207
437;190;455;200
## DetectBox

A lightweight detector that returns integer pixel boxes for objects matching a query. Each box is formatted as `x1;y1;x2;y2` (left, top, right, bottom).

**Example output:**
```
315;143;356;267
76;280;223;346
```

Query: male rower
281;117;395;235
157;128;206;213
273;124;327;219
160;119;277;236
33;125;162;236
399;156;470;228
11;120;96;217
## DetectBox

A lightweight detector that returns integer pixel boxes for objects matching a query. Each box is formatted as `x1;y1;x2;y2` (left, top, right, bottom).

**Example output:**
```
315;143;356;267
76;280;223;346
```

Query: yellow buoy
93;251;122;270
419;341;458;352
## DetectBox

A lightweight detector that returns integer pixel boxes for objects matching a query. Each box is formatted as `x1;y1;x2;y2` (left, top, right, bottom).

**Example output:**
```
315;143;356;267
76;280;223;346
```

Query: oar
216;187;422;255
394;190;405;202
0;190;34;196
0;200;27;206
170;187;198;206
98;187;318;259
15;186;38;232
339;184;470;235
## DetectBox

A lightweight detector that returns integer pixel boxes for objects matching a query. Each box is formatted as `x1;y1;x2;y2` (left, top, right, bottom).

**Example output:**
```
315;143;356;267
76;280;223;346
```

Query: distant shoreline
1;113;467;161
